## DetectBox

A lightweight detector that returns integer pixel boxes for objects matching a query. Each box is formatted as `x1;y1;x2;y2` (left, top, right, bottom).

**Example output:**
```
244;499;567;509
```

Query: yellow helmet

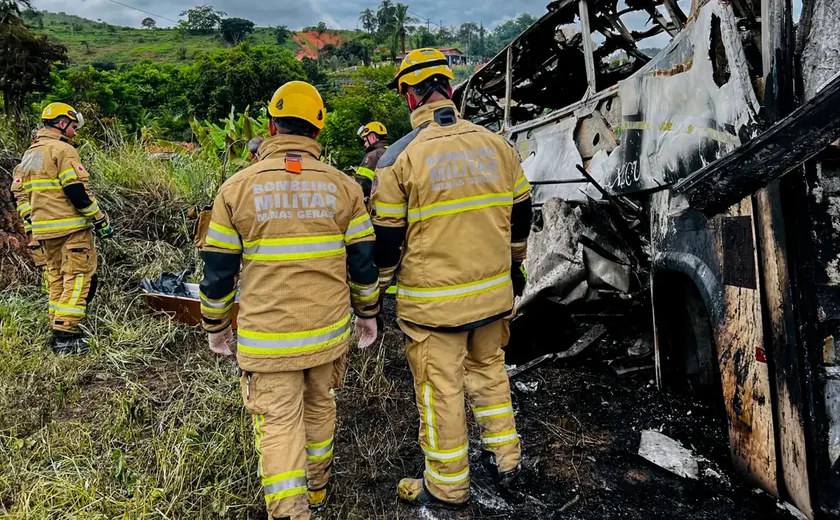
387;48;455;92
358;121;388;139
41;102;85;129
268;81;326;130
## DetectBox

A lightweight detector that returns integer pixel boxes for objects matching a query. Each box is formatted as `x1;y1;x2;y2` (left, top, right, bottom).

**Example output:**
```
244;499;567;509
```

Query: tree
359;8;376;34
189;45;306;122
0;0;68;120
337;38;374;66
220;17;254;45
274;25;290;45
141;17;156;29
178;5;225;34
80;39;92;54
412;26;437;48
316;21;327;34
376;0;396;42
390;3;414;61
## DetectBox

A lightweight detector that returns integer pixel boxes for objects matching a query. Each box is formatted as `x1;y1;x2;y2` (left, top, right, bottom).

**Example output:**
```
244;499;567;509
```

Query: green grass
0;139;422;518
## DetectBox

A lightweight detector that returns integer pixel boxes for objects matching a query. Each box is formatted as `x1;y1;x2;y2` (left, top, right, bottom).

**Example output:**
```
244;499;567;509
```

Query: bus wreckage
454;0;840;517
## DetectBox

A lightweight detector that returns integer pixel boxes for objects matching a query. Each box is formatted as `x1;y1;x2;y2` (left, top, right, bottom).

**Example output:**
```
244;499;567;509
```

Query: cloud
30;0;558;30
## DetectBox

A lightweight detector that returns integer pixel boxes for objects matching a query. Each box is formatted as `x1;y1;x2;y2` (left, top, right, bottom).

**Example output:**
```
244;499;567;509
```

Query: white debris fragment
703;467;722;480
473;486;511;511
515;381;539;393
638;430;699;480
778;501;810;520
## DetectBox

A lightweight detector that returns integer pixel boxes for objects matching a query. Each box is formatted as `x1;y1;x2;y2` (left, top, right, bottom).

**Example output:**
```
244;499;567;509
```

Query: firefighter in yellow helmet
10;102;114;355
354;122;388;204
199;81;379;520
372;48;533;508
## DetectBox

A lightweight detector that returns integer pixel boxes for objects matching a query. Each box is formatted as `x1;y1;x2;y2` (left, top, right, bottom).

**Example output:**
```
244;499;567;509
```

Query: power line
104;0;180;24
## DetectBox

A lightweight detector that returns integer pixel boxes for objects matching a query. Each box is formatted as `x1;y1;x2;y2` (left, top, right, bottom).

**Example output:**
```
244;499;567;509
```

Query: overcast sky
30;0;558;31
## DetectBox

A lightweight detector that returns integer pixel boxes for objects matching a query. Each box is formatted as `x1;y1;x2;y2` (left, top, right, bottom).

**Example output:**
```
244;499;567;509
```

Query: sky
30;0;558;31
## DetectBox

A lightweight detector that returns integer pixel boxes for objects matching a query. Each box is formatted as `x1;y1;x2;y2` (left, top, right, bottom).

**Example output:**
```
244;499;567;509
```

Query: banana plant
189;106;270;181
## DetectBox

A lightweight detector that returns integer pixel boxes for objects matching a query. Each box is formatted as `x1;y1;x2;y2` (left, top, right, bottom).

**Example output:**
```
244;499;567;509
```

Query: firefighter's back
375;101;528;328
212;140;364;373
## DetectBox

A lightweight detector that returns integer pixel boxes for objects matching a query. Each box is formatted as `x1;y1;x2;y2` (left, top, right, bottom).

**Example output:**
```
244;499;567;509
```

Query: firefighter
199;81;379;520
371;48;533;509
11;103;114;355
354;122;388;204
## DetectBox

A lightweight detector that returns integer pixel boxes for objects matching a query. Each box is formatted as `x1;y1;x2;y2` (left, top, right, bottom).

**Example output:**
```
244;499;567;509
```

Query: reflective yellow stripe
59;168;79;185
263;469;307;503
79;201;99;217
356;166;376;181
24;179;62;192
423;443;469;462
373;201;407;218
407;192;513;223
201;301;235;315
254;414;266;477
306;437;334;462
32;217;91;233
237;314;352;355
16;202;31;216
424;463;469;485
345;215;374;242
69;275;85;306
49;302;86;317
481;429;519;447
206;222;242;251
398;272;511;302
242;234;345;262
423;381;437;449
474;402;514;421
513;175;530;198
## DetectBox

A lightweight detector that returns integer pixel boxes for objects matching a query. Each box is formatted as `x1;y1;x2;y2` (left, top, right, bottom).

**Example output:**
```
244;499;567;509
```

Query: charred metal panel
721;216;757;289
603;1;760;195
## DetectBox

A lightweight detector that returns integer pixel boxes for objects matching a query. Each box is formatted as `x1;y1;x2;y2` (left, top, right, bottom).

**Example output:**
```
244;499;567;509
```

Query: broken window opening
710;14;732;87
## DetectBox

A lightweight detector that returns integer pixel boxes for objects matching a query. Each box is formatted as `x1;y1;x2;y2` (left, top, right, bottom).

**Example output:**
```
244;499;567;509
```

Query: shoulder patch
371;175;379;196
377;123;430;168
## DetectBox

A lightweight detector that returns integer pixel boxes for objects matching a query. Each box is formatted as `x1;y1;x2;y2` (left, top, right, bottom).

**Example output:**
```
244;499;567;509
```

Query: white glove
208;327;235;357
354;317;378;349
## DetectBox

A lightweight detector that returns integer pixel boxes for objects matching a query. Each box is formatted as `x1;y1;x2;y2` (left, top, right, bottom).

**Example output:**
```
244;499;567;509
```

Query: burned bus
454;0;840;517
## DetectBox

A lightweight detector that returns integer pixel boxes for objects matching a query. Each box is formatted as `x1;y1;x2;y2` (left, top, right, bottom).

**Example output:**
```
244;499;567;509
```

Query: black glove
512;262;527;297
94;216;114;239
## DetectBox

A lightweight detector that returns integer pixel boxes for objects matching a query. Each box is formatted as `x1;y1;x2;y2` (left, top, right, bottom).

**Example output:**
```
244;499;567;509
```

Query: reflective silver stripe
423;444;468;462
50;302;86;316
200;290;235;309
474;403;514;419
263;476;308;496
398;273;511;300
350;283;379;297
511;241;527;248
32;218;90;231
407;193;512;222
345;217;373;240
206;227;241;247
514;176;529;195
80;201;99;217
243;240;344;256
374;203;407;217
482;432;519;446
424;463;469;484
17;203;31;215
238;318;351;351
306;440;334;458
59;169;79;184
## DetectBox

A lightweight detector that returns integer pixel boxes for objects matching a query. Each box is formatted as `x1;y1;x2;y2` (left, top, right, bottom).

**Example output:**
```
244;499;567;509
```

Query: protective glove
512;261;527;297
94;216;114;239
208;327;236;357
354;316;378;349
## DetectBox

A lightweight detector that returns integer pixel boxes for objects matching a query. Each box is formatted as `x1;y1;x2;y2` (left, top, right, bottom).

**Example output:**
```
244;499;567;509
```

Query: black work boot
481;450;521;489
52;331;90;355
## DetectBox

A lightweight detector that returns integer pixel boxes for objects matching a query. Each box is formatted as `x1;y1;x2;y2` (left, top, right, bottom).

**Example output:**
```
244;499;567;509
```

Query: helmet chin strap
408;83;454;112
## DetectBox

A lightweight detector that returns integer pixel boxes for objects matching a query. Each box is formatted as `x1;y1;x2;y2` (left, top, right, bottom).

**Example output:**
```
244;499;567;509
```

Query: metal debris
638;430;699;480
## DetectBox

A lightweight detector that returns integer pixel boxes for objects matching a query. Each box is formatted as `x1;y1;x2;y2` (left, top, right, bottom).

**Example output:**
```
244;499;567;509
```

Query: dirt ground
325;302;801;520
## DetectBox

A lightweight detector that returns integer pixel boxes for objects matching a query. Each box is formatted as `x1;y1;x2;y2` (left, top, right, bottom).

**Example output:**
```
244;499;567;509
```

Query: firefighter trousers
41;229;97;334
241;355;346;520
400;318;521;504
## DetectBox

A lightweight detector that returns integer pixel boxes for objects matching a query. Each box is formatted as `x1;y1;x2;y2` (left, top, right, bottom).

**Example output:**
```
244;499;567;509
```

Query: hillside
24;11;357;68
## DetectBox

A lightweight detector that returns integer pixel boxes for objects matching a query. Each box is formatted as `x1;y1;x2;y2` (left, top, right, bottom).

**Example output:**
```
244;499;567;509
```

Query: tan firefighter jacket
11;128;105;241
200;135;380;373
371;100;532;329
355;140;388;202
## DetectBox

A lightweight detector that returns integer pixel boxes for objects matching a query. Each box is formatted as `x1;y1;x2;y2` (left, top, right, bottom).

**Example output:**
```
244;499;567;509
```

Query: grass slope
27;11;358;68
